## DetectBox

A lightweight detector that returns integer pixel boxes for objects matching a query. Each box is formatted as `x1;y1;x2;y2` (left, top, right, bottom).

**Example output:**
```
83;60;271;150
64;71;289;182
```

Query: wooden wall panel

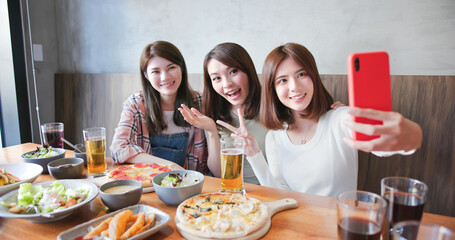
56;73;455;217
55;74;142;155
321;75;455;217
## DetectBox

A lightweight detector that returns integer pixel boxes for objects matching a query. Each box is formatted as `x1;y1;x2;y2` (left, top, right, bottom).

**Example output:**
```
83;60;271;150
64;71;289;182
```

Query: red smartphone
347;51;392;141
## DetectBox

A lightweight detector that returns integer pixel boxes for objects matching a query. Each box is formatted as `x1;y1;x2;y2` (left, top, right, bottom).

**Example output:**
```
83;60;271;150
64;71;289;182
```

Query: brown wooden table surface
1;143;454;239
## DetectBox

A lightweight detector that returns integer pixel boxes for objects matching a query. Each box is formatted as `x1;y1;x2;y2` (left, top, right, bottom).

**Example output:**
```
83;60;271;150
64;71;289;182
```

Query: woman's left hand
343;107;422;152
331;101;345;109
216;108;261;157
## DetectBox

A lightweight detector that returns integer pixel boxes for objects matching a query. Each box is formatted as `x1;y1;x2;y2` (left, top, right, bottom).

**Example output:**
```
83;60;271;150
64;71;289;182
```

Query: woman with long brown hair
110;41;211;174
218;43;422;197
178;42;266;183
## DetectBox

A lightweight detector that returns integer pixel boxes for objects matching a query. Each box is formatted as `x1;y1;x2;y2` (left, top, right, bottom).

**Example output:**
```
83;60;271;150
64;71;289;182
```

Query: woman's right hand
178;104;218;133
216;108;261;157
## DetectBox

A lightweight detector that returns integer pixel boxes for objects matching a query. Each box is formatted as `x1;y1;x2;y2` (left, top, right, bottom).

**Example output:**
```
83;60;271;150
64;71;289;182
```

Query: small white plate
57;204;171;240
0;163;43;196
0;179;98;222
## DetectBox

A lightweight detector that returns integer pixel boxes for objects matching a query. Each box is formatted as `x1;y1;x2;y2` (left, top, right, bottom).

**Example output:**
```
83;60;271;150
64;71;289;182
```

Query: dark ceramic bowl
99;180;142;211
21;148;66;174
48;158;84;179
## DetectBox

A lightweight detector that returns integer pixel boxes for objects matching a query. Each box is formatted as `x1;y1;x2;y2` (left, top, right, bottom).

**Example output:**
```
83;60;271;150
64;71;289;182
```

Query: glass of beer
337;190;387;240
220;136;245;194
83;127;108;176
41;122;64;148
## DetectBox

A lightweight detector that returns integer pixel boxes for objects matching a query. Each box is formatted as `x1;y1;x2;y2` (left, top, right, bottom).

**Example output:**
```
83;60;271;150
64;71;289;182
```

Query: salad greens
24;146;59;159
161;173;199;187
2;181;90;214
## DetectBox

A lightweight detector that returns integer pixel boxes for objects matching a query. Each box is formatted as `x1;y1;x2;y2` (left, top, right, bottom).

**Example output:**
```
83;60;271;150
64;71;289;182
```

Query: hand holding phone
347;51;392;141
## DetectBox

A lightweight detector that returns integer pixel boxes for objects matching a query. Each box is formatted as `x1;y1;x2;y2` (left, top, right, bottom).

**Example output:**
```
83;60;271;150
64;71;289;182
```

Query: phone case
347;51;392;141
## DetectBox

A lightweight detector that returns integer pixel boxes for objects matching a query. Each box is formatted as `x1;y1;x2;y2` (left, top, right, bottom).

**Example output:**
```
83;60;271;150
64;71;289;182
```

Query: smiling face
145;56;182;97
274;57;314;115
207;59;249;112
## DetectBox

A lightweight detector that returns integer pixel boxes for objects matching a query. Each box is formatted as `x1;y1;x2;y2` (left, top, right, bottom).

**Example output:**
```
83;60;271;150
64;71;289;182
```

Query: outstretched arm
178;104;221;177
343;107;422;152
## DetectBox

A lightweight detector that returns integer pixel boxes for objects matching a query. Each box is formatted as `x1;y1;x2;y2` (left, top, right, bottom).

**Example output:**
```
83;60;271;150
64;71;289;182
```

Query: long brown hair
202;42;261;123
139;41;195;134
260;43;333;129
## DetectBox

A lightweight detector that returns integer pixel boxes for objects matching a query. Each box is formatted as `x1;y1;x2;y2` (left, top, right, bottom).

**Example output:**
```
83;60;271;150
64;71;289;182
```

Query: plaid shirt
110;92;209;175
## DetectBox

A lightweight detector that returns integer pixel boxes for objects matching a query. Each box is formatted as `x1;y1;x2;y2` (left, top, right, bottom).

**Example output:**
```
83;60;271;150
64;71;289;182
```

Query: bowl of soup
99;179;142;211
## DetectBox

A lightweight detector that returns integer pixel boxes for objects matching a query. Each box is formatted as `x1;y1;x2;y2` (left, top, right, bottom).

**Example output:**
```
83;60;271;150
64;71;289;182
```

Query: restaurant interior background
1;0;454;215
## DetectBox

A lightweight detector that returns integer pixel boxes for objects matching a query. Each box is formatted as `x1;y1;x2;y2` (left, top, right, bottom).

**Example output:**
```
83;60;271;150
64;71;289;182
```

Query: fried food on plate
120;212;145;240
135;212;156;235
83;217;112;239
84;210;156;239
108;210;133;240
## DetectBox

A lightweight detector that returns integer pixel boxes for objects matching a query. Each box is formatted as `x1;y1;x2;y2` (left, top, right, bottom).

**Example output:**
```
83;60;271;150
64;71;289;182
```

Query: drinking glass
41;122;64;148
83;127;108;176
391;220;455;240
381;177;428;231
337;190;387;240
220;136;245;194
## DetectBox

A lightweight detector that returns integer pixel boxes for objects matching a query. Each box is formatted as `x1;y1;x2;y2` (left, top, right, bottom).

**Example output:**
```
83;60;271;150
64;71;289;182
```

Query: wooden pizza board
175;198;299;240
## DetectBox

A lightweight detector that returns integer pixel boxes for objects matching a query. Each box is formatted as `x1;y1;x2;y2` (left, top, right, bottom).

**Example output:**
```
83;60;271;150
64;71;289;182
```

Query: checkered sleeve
110;93;150;163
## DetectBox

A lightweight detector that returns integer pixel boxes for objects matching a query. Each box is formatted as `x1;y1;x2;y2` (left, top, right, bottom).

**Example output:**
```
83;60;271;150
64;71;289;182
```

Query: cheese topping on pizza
176;193;268;238
108;162;172;187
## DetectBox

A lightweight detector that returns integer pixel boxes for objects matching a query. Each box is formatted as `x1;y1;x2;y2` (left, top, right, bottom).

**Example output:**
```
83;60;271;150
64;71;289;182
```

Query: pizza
175;192;269;239
108;162;172;187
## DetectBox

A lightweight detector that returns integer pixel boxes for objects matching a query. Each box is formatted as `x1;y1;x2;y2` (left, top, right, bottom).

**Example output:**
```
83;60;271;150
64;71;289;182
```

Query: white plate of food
0;163;43;196
57;204;171;240
0;179;98;222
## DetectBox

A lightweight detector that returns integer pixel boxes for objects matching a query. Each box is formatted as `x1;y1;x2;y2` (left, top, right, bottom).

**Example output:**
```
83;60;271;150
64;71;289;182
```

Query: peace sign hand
216;108;261;157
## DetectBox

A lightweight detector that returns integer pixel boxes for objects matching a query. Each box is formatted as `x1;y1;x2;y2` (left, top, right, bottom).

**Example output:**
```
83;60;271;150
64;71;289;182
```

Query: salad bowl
0;163;43;196
152;170;204;205
21;147;66;174
0;179;98;222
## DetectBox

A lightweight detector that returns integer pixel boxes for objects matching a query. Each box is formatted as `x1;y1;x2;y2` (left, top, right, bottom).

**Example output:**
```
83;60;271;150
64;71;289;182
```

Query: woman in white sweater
217;43;422;198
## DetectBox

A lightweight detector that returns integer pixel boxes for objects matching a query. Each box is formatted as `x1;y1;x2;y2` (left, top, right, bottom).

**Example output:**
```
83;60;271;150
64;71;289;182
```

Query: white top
247;107;412;198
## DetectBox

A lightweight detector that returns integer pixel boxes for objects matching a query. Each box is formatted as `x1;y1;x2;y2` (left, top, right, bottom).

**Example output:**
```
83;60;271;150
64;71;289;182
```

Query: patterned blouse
110;91;209;175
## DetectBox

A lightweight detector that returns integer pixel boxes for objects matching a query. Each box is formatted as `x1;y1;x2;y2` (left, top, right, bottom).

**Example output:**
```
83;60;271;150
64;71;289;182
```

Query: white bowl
0;179;98;222
0;163;43;196
152;170;204;205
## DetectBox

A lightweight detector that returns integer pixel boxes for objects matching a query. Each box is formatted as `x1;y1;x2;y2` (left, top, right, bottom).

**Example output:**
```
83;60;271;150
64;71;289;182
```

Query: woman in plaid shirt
110;41;213;175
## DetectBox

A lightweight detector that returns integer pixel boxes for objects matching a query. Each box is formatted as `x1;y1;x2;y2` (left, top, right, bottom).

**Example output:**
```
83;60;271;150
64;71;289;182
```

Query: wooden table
1;143;454;239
